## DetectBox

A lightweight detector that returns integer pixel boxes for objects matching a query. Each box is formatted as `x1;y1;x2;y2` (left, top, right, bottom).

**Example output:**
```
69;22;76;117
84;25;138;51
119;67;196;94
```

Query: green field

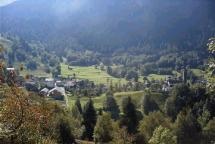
61;63;127;85
191;69;206;77
20;68;52;78
139;74;167;82
68;91;145;110
147;74;167;81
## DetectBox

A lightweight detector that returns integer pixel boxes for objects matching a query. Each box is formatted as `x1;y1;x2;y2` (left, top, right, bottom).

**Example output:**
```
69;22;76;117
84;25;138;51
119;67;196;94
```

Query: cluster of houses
5;67;209;104
5;67;83;104
161;69;207;92
162;75;183;92
23;76;86;101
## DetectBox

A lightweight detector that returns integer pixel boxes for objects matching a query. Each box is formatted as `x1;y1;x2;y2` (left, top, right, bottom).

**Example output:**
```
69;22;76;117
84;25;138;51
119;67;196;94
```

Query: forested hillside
1;0;215;54
1;0;215;78
0;35;60;76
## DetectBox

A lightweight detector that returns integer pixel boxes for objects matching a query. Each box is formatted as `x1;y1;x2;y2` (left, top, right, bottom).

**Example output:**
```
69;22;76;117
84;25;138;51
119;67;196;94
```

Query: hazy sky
0;0;17;7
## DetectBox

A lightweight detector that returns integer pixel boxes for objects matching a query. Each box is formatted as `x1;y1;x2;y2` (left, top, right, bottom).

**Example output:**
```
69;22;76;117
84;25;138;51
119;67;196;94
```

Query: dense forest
0;0;215;144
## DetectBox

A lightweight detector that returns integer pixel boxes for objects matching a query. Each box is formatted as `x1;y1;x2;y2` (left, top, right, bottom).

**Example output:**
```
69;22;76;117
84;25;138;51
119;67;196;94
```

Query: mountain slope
1;0;215;54
0;36;60;77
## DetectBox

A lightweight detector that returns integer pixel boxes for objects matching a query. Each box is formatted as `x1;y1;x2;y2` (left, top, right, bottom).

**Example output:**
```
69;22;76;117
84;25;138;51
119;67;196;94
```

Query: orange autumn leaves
0;86;56;142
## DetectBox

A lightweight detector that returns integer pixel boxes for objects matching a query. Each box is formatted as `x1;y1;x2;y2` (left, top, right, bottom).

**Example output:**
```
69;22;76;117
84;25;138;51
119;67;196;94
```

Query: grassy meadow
68;90;165;112
61;63;127;85
20;68;52;78
68;91;145;109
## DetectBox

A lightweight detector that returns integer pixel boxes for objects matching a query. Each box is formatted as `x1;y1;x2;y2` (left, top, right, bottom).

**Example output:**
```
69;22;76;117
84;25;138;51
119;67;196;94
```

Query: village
4;66;208;108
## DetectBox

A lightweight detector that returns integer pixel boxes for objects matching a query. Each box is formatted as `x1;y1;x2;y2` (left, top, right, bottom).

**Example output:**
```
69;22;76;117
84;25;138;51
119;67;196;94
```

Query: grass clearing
191;69;205;77
61;63;127;85
20;67;52;78
68;94;106;109
68;91;145;110
146;74;167;81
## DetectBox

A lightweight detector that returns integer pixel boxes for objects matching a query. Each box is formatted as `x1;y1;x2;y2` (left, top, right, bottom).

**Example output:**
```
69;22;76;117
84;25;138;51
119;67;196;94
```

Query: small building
48;87;65;101
64;80;76;90
6;68;15;71
39;88;49;96
162;83;172;92
55;80;65;87
45;78;55;88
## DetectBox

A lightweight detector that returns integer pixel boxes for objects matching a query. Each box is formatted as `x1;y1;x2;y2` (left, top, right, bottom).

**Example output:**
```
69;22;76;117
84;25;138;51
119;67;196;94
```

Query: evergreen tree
207;37;215;89
112;124;134;144
142;93;159;115
82;99;97;140
106;66;112;75
75;98;82;114
165;84;192;120
203;117;215;143
94;113;114;143
71;105;82;119
164;96;178;120
103;94;120;120
175;109;202;144
120;97;139;134
70;105;85;139
56;118;76;144
139;111;171;141
149;126;177;144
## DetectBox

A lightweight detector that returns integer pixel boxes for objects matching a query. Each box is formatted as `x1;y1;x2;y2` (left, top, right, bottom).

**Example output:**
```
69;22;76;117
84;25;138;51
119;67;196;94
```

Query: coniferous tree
82;99;97;140
71;105;82;119
94;113;114;143
207;38;215;89
142;93;159;115
175;109;202;144
106;66;112;75
120;97;139;134
103;94;120;120
112;124;134;144
203;117;215;143
75;98;82;114
56;118;76;144
164;84;192;120
70;105;85;139
149;126;177;144
139;111;171;141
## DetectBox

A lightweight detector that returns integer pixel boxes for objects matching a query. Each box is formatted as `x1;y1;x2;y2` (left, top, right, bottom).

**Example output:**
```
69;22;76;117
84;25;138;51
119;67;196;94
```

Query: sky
0;0;17;7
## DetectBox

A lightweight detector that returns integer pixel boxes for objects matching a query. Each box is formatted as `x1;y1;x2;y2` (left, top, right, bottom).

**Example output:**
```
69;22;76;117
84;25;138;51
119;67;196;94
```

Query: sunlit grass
68;91;145;110
191;69;205;77
61;63;127;85
147;74;167;81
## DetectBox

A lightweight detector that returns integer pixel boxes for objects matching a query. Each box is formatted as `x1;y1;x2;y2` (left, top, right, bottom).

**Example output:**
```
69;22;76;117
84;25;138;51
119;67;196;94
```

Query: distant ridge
1;0;215;53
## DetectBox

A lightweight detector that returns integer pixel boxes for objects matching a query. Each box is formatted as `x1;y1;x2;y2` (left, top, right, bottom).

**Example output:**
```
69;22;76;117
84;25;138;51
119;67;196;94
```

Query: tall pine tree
120;97;139;134
75;98;82;114
94;113;114;143
82;99;97;140
175;109;202;144
142;93;159;115
103;94;120;120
